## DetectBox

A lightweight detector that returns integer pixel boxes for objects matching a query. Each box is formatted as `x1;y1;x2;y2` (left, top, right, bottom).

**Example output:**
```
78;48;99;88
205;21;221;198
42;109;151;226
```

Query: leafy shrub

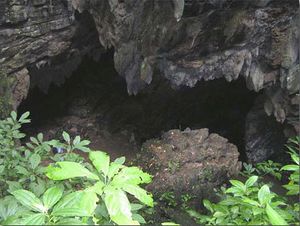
0;111;154;225
46;151;154;224
281;137;299;196
187;136;300;225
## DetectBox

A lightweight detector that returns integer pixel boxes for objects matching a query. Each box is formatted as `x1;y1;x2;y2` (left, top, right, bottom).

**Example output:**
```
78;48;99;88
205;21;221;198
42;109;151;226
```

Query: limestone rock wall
0;0;299;149
73;0;299;133
0;0;102;114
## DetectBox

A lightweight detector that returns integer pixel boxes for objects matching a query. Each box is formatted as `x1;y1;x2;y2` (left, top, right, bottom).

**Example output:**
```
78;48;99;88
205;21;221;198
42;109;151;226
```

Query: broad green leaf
130;203;144;211
225;187;242;194
80;140;90;146
229;180;245;191
77;190;99;215
46;162;99;180
132;213;146;223
283;184;299;195
281;164;298;171
0;165;4;174
12;190;46;213
37;133;43;143
62;131;71;143
108;162;125;180
162;222;180;226
18;111;30;123
89;181;105;195
258;185;270;205
242;198;260;206
52;208;90;217
89;151;110;176
53;192;83;212
114;156;126;165
121;184;153;207
112;167;152;186
15;166;29;175
10;111;17;121
245;176;258;187
73;136;81;145
104;188;136;225
30;137;39;145
22;213;45;225
29;153;41;169
290;153;299;165
265;204;288;225
55;218;86;225
203;199;213;213
42;186;64;209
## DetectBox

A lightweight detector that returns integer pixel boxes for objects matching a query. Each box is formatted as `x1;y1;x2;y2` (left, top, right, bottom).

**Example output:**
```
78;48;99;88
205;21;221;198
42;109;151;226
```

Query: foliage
188;176;294;225
10;186;95;225
281;137;300;196
240;162;257;177
0;111;154;225
256;160;282;180
46;151;153;225
187;136;300;225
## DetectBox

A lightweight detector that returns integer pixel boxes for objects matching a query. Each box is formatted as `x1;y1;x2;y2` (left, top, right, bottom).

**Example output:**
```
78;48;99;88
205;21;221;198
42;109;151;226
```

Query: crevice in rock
18;51;260;161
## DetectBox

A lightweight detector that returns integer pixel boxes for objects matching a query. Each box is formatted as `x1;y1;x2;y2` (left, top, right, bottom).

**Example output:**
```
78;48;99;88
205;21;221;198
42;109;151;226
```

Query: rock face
0;0;299;161
139;129;241;196
0;0;102;114
245;96;286;163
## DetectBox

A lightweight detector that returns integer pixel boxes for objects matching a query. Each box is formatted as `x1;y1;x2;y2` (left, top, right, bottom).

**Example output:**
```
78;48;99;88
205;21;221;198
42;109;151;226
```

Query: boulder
139;128;241;197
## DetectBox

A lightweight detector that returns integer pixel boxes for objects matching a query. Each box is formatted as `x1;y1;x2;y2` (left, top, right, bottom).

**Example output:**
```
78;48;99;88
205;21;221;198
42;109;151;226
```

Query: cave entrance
18;52;258;161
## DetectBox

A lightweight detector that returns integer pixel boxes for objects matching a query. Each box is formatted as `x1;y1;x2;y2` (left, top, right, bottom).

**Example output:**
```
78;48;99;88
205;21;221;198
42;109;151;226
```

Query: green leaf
53;192;82;212
89;181;105;195
62;131;71;143
162;222;180;225
108;162;125;180
29;153;41;169
77;190;99;215
245;176;258;187
42;186;64;209
242;198;260;206
281;164;298;171
265;204;288;225
52;208;90;217
0;165;5;174
15;166;29;175
104;188;137;225
22;213;46;225
229;180;245;191
258;185;270;205
132;213;146;223
19;111;30;123
114;156;126;165
55;218;86;225
73;136;81;145
12;190;46;213
203;199;213;213
10;111;17;121
112;167;152;186
30;137;39;145
37;133;43;143
89;151;110;177
290;153;299;165
46;162;99;180
121;184;153;207
130;203;144;211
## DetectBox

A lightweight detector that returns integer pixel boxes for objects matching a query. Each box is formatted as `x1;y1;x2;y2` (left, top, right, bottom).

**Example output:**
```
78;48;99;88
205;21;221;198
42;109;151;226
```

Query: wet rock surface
245;96;286;163
1;0;299;162
139;128;241;197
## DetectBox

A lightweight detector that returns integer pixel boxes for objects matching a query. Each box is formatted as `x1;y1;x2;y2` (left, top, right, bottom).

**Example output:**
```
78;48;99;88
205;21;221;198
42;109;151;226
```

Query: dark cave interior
18;51;259;161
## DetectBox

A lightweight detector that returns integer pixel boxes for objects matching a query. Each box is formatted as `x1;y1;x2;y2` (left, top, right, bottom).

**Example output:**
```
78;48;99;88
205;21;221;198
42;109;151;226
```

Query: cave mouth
18;51;258;161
